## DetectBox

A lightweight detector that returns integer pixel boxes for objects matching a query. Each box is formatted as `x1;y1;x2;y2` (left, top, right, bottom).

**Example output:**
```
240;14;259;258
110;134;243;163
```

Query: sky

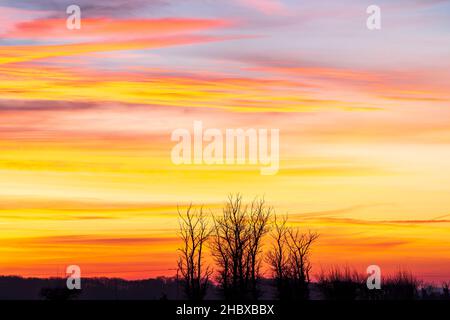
0;0;449;283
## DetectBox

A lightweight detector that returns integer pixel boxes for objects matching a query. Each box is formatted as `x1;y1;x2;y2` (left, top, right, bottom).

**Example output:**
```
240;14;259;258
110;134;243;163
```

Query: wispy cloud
23;235;179;246
0;35;237;65
2;17;231;40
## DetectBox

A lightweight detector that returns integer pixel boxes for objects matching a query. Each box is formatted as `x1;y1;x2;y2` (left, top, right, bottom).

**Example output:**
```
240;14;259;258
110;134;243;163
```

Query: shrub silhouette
317;267;365;300
317;268;422;300
382;271;420;300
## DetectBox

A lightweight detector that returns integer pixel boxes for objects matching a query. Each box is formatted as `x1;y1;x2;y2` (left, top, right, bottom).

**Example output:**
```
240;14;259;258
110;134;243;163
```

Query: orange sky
0;0;449;283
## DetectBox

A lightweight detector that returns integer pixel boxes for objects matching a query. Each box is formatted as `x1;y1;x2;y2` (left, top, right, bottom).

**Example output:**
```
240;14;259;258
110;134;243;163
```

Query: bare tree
247;198;272;298
267;214;290;299
286;228;319;299
268;214;319;300
211;194;271;300
177;204;212;300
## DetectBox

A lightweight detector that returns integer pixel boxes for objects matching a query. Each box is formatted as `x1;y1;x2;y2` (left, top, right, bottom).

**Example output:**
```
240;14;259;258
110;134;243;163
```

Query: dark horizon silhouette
1;273;448;301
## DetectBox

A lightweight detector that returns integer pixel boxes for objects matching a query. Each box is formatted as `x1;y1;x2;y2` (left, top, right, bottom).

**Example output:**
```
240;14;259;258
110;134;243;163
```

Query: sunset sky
0;0;449;283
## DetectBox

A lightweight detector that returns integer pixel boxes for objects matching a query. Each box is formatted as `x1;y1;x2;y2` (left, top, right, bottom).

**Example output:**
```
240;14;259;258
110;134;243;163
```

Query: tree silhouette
211;194;271;300
267;214;290;299
177;204;212;300
268;214;318;300
286;228;319;299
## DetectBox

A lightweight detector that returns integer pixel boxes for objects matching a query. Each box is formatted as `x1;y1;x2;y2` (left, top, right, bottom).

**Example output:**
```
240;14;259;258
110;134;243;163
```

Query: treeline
176;194;318;300
0;276;179;300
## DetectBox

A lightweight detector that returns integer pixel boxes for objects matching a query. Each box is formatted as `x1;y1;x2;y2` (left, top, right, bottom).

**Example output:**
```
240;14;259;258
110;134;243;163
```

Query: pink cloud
0;6;51;33
3;17;232;41
237;0;288;15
